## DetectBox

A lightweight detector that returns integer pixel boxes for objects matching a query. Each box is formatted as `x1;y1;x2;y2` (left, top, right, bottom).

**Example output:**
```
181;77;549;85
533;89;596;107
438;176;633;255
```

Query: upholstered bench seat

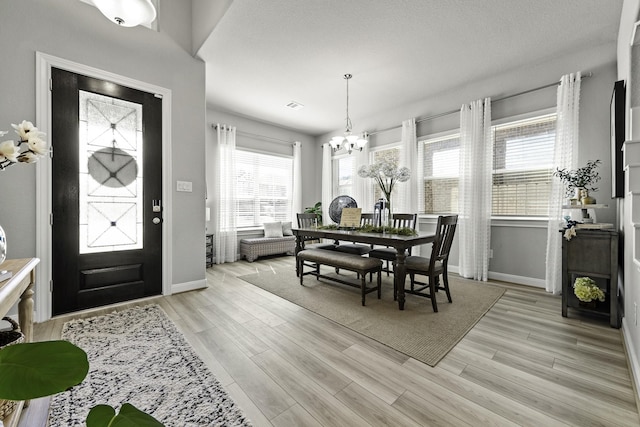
240;236;296;262
296;249;382;306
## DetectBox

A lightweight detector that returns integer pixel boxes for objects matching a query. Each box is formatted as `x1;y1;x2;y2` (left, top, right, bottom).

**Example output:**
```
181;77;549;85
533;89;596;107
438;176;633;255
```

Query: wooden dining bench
296;249;382;306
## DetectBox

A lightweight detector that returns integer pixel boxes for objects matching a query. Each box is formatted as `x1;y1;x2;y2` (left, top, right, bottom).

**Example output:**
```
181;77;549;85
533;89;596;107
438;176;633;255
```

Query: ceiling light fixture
329;74;368;155
92;0;156;27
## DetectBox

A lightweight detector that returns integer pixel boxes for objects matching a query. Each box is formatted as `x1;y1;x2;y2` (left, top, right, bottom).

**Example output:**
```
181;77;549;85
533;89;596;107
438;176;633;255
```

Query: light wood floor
23;256;639;427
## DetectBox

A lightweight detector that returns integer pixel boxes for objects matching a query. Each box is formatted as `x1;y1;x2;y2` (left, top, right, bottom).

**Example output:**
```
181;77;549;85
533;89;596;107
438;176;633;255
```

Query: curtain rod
368;72;592;136
212;124;294;146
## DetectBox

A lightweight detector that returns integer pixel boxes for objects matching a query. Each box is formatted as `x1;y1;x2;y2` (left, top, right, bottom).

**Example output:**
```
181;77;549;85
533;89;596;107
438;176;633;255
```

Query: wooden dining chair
368;213;417;276
401;214;458;312
296;213;335;250
333;213;378;255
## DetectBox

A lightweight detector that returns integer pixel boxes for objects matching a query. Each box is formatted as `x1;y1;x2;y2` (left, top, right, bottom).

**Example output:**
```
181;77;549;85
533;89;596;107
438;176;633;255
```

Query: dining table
292;227;436;310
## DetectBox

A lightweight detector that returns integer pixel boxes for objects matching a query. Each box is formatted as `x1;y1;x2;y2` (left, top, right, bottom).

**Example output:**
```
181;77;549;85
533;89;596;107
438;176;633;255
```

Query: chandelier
329;74;368;154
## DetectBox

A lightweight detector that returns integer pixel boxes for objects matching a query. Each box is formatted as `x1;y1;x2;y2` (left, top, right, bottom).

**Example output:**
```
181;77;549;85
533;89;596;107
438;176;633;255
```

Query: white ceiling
198;0;623;136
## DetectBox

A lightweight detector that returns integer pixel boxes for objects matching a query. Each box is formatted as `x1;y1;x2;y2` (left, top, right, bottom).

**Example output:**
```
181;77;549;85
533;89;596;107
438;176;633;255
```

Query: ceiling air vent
285;101;304;111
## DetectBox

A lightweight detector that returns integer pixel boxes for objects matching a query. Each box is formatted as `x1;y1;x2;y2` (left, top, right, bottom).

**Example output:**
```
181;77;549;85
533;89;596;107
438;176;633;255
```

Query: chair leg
298;259;304;286
442;271;452;303
316;264;320;280
385;260;390;276
429;274;438;312
361;275;366;306
377;270;382;299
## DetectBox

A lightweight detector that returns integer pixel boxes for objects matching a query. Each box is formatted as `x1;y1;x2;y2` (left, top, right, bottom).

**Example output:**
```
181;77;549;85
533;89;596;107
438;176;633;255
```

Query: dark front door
51;67;163;315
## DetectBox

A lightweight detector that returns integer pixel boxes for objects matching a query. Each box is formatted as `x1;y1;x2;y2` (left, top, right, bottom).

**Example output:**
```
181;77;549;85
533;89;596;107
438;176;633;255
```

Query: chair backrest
297;213;318;228
360;213;377;227
391;213;417;230
430;215;458;268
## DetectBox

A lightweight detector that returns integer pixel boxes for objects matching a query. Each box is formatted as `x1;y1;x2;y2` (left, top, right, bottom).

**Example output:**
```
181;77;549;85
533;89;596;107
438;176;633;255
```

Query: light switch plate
176;181;193;192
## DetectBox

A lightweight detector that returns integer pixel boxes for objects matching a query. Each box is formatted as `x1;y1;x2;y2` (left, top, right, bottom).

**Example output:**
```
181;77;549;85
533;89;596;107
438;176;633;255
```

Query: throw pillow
264;221;283;238
282;221;293;236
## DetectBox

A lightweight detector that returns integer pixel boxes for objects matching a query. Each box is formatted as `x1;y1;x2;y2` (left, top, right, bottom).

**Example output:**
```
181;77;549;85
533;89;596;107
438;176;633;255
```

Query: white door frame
35;52;173;322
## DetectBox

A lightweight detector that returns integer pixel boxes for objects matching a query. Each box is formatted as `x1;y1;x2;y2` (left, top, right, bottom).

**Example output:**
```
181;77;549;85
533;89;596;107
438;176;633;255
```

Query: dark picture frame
611;80;626;198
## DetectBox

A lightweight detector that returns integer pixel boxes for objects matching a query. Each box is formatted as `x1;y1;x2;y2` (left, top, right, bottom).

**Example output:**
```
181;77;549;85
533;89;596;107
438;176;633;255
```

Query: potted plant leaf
0;341;163;426
304;202;322;224
553;160;601;204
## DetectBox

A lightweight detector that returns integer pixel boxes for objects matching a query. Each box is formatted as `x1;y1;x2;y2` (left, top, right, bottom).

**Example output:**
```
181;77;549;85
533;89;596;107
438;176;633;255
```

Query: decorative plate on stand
328;195;357;224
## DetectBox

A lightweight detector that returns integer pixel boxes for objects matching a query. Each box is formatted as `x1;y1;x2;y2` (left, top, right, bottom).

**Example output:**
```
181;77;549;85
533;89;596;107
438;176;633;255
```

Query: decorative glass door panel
78;90;144;254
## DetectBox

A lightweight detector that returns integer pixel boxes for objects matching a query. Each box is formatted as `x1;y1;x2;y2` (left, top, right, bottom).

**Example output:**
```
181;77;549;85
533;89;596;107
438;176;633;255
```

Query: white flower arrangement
357;159;410;206
0;120;48;170
573;276;605;303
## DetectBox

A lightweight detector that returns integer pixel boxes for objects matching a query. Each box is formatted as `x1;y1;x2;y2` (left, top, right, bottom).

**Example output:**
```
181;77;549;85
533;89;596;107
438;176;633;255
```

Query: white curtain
214;124;237;264
458;98;492;281
399;118;417;215
352;142;371;212
321;143;332;225
292;141;302;218
545;72;581;294
400;117;420;254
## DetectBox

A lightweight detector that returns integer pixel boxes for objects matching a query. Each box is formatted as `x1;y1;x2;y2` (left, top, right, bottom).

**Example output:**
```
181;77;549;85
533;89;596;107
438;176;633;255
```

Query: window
333;155;353;198
235;149;293;228
371;146;400;202
492;114;556;216
422;135;460;214
420;113;556;216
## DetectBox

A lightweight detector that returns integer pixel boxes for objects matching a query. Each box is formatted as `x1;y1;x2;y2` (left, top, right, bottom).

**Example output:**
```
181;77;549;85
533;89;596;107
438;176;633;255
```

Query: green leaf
87;405;116;427
0;341;89;400
110;403;164;427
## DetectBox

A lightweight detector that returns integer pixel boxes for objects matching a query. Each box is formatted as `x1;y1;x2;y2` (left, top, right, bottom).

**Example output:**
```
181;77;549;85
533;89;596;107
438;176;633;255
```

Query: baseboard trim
622;318;640;404
448;265;545;288
171;278;207;294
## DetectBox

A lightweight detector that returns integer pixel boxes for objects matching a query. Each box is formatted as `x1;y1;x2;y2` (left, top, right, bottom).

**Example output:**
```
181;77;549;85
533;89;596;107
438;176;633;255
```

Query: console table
561;229;620;328
0;258;39;427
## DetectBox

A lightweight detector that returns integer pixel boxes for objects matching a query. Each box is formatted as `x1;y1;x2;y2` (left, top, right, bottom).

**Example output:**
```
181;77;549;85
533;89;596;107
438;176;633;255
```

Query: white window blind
235;149;293;228
421;135;460;214
420;113;556;216
492;114;556;216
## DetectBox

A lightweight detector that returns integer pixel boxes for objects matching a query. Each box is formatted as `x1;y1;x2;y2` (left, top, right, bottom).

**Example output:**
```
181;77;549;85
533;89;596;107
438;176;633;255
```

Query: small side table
561;229;620;328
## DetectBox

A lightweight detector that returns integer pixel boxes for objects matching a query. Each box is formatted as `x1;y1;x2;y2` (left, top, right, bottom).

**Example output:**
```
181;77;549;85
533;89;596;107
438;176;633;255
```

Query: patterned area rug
48;304;252;427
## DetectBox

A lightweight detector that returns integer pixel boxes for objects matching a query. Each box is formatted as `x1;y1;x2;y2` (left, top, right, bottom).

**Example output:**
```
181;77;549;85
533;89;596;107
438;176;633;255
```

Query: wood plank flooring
23;256;639;427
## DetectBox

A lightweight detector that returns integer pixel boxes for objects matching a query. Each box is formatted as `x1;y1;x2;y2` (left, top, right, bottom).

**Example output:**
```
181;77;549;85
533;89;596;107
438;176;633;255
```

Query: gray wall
0;0;206;287
317;42;618;284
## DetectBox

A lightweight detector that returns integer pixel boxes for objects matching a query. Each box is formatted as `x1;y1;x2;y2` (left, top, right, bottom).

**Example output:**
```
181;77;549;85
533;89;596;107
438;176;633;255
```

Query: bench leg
361;274;366;306
316;263;320;280
377;270;381;299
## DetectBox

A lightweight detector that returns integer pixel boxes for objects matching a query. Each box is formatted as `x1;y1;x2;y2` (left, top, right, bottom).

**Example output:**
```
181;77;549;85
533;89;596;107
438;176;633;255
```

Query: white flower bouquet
573;276;605;303
357;159;410;208
0;120;48;170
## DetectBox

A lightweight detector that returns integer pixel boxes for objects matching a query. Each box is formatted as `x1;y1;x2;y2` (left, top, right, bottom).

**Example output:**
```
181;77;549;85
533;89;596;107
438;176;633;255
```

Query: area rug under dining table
48;304;252;427
239;268;505;366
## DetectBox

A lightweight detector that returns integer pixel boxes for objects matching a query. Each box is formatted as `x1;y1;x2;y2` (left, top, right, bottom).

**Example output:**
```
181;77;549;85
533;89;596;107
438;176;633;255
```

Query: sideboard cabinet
0;258;39;427
561;229;620;328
